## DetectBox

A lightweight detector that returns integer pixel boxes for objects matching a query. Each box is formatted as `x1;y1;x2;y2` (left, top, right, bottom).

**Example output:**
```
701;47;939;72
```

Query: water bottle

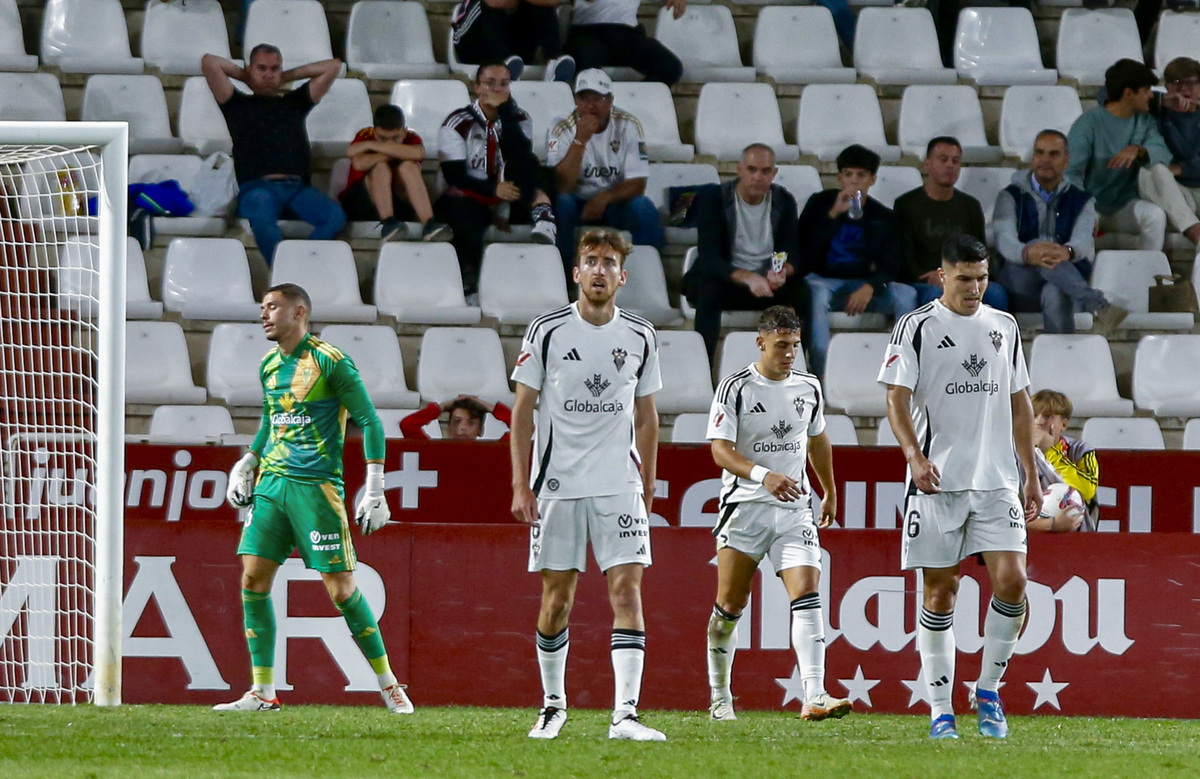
847;190;864;221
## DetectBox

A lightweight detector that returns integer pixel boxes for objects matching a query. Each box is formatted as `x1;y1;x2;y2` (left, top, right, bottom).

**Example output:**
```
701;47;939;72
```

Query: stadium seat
657;330;714;414
317;325;421;408
0;72;65;121
40;0;143;74
148;405;236;439
752;7;856;85
1056;9;1142;87
1183;418;1200;450
416;327;514;405
178;76;241;156
898;85;1002;163
696;83;799;162
654;6;756;83
81;75;181;155
718;330;764;379
644;163;720;244
824;333;889;416
1132;334;1200;417
306;78;373;158
1028;334;1134;417
0;0;38;71
875;415;899;446
998;87;1083;163
207;323;274;406
615;246;683;327
161;238;260;321
867;166;924;210
15;149;100;234
610;82;694;162
678;247;758;327
478;244;568;325
956;165;1018;246
773;165;823;215
141;0;234;76
953;8;1056;86
1154;11;1200;71
854;8;956;85
375;242;481;325
796;84;902;163
444;4;547;81
509;81;574;160
1079;417;1165;450
1091;250;1195;330
345;0;447;79
376;408;441;439
244;0;335;73
671;412;710;444
124;238;165;320
128;154;228;234
57;237;163;320
824;414;859;446
389;80;471;159
127;322;206;405
271;241;378;323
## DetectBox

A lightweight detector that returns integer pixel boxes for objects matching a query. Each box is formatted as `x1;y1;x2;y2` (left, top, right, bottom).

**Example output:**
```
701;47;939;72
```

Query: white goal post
0;122;127;705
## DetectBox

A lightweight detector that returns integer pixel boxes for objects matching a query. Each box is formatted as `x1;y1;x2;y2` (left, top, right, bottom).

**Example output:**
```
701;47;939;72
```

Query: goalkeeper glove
355;463;390;535
226;452;258;508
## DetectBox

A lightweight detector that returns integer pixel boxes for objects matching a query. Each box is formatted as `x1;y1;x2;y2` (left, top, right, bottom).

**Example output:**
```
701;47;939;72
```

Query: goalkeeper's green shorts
238;472;357;573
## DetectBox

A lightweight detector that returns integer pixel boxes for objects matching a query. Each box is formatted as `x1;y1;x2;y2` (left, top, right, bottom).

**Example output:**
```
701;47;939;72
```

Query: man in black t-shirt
202;44;345;265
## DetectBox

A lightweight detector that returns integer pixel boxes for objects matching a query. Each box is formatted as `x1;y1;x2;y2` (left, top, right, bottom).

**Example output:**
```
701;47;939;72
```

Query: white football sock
251;683;276;700
919;607;956;720
790;593;826;700
977;596;1026;693
706;604;740;698
536;628;569;709
611;629;646;721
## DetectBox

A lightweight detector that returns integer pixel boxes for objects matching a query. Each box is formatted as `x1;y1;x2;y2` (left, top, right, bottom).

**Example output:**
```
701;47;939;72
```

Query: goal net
0;123;127;705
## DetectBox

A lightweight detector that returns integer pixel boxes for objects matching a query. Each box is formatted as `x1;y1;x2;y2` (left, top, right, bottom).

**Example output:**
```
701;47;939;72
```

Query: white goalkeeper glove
226;452;258;508
355;463;390;535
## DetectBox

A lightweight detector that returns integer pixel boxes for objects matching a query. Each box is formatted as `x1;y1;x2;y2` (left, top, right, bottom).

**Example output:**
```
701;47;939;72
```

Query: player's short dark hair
1104;58;1157;104
1034;128;1069;150
757;305;803;333
248;43;282;64
741;143;776;164
835;144;880;175
1032;389;1073;419
474;59;510;84
265;283;311;314
576;228;633;267
374;104;406;130
942;234;989;266
925;136;962;158
447;397;487;423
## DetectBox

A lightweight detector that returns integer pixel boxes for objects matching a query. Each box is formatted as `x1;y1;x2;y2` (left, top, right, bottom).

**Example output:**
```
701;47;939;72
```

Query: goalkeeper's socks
336;588;388;666
370;655;399;691
918;608;956;721
242;589;276;695
536;627;569;709
977;596;1027;692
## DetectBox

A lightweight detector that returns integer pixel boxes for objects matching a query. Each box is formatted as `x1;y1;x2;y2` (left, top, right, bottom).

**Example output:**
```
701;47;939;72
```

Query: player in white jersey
877;235;1041;741
704;306;851;724
510;228;665;742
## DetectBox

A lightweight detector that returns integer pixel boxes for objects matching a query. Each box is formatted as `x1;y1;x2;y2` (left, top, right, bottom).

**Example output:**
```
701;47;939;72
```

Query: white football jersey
546;109;650;201
876;299;1029;493
511;303;662;499
708;363;827;508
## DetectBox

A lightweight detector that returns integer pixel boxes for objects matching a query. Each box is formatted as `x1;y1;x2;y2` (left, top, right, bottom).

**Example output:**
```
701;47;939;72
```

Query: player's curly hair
757;305;802;333
576;228;633;267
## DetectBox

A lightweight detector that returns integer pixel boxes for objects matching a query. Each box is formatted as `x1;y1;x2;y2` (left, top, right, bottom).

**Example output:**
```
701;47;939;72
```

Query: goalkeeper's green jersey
249;333;386;485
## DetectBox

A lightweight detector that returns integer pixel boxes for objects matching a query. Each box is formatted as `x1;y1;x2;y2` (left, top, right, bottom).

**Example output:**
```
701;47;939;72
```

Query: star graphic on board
1027;669;1069;711
901;668;931;708
775;666;806;707
837;666;880;708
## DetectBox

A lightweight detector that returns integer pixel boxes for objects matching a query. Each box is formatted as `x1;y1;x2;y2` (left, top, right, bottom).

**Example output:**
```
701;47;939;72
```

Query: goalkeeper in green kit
214;283;412;714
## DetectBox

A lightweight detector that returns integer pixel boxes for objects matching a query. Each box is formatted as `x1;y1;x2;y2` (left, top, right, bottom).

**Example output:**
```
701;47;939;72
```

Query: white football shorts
714;501;822;574
528;494;652;573
900;489;1027;570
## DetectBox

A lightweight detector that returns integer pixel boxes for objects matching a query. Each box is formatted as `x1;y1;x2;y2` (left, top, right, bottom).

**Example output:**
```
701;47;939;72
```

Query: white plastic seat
825;333;890;416
178;76;240;156
753;7;856;85
127;322;206;405
953;8;1056;86
1132;334;1200;417
82;75;181;154
610;82;694;162
375;408;441;439
615;246;683;327
510;81;575;160
479;244;568;325
15;149;100;235
444;4;547;81
57;237;163;320
1028;334;1134;417
654;6;755;83
1056;9;1142;86
0;73;65;121
0;0;37;71
306;78;373;157
345;0;447;79
671;412;711;444
207;323;274;406
796;84;902;162
389;79;471;159
657;330;714;414
1079;417;1165;450
141;0;233;76
244;0;334;73
317;325;421;408
854;8;956;85
868;166;923;210
718;330;760;379
999;87;1083;163
898;85;1002;163
644;163;720;244
679;247;759;326
875;415;899;446
149;405;236;439
375;242;481;325
1091;250;1195;330
128;154;228;235
417;327;514;405
956;166;1018;246
824;414;859;446
696;83;799;162
773;165;823;214
124;238;164;320
40;0;143;74
1154;11;1200;71
271;240;378;323
1183;418;1200;450
161;238;260;321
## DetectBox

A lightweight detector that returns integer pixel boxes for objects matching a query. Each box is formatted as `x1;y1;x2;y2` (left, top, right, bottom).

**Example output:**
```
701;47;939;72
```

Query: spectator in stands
564;0;684;86
202;44;346;266
400;395;512;440
340;104;452;243
450;0;575;83
1066;58;1170;251
796;144;917;379
435;60;559;300
682;143;806;361
548;69;662;276
1026;389;1097;533
994;129;1128;335
893;136;1004;309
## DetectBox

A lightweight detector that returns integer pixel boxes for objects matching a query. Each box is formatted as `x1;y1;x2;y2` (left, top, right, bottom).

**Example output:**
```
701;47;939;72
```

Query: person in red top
400;394;512;440
340;104;453;243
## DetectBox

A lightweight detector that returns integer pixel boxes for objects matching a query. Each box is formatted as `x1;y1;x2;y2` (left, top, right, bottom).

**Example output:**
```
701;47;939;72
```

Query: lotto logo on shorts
617;513;648;539
309;530;341;551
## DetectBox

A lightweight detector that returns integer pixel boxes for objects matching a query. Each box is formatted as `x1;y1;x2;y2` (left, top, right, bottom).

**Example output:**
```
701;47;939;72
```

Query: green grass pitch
2;706;1198;778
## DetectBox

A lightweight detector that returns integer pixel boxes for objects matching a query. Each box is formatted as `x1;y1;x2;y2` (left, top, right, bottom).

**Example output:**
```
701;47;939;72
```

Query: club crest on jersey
771;419;793;439
793;397;806;419
585;373;610;397
612;347;627;371
989;329;1003;353
962;354;987;377
611;137;621;154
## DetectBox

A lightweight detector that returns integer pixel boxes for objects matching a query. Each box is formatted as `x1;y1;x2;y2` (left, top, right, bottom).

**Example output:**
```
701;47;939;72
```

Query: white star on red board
1027;669;1069;711
774;666;806;707
837;666;880;708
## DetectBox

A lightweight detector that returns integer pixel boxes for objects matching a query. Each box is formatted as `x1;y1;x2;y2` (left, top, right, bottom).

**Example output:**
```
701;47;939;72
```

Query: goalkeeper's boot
382;683;414;714
528;706;567;739
971;687;1008;739
801;692;852;721
212;690;280;712
929;713;958;739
